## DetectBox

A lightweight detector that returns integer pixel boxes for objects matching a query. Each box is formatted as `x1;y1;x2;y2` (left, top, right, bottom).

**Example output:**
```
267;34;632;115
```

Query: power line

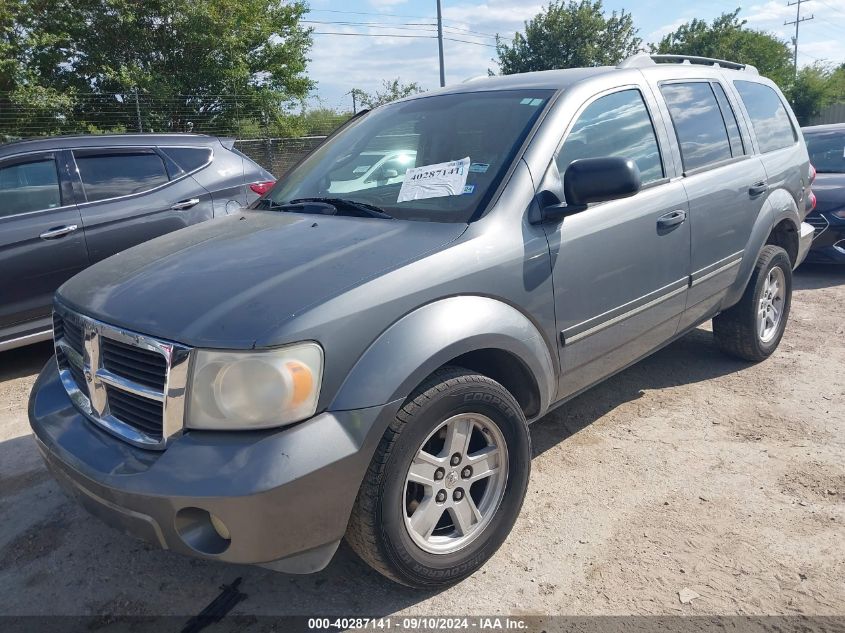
308;31;497;48
443;37;497;48
815;0;845;20
307;8;435;21
311;31;436;40
306;7;497;32
441;25;498;39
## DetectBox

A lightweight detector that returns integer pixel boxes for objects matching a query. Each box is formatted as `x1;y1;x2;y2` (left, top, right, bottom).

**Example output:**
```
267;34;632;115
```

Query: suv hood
58;211;467;348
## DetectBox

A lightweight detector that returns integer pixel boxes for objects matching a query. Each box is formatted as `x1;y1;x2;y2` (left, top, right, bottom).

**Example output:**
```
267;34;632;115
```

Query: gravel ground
0;265;843;620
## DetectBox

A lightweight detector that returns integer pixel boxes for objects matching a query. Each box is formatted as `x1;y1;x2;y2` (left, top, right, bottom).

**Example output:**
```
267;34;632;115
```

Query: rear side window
734;81;797;153
75;151;169;202
661;82;732;172
557;89;664;184
160;147;212;173
0;158;62;216
711;83;745;157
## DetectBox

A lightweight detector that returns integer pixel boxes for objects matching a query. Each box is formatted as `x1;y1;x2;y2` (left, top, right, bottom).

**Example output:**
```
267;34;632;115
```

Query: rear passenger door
546;87;691;399
657;80;769;330
732;80;806;215
71;147;214;262
0;151;88;333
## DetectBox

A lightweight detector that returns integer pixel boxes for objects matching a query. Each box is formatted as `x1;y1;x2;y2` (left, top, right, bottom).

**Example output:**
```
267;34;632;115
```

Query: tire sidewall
753;249;793;356
378;377;531;587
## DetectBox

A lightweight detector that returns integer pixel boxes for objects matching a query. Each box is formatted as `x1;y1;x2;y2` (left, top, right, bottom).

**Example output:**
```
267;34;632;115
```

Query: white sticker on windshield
397;157;470;203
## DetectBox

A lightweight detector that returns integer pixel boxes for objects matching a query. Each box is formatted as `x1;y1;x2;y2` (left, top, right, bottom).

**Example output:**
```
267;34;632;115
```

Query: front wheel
345;366;531;588
713;244;793;361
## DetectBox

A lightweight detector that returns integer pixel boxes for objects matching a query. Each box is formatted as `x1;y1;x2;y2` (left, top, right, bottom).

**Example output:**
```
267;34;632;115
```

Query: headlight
186;343;323;430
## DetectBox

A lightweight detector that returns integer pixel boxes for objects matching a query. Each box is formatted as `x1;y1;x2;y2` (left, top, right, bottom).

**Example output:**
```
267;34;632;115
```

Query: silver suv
29;54;814;588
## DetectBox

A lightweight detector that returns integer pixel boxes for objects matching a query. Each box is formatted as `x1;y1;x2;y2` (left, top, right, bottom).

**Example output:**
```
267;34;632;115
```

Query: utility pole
436;0;445;87
351;90;357;115
785;0;814;77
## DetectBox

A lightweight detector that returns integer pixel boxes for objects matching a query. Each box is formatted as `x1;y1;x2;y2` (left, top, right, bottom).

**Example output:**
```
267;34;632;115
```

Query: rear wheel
713;245;792;361
345;366;531;588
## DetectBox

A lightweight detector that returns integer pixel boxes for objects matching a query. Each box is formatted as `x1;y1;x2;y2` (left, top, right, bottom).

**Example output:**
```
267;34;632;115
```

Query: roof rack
618;53;758;75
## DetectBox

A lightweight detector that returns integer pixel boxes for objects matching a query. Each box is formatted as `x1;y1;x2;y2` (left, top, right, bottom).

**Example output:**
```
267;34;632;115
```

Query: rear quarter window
734;81;797;153
160;147;213;173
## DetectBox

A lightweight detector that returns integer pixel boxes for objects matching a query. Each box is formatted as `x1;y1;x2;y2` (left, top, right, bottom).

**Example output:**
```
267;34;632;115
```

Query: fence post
134;88;143;133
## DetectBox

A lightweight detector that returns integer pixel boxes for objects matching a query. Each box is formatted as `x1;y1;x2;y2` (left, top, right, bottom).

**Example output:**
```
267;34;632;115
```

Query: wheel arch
329;296;556;416
723;189;801;308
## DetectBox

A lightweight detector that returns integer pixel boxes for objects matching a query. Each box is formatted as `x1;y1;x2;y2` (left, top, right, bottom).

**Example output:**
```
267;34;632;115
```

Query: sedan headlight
187;343;323;430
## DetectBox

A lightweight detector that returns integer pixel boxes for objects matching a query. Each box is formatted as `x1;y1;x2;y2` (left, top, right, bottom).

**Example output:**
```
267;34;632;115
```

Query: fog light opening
174;507;231;555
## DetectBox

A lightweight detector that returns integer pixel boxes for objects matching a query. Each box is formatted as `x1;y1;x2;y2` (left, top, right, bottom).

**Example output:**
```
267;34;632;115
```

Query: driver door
544;87;691;399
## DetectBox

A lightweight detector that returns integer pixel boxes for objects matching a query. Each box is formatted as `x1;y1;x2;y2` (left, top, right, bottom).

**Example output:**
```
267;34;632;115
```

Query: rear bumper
29;357;399;572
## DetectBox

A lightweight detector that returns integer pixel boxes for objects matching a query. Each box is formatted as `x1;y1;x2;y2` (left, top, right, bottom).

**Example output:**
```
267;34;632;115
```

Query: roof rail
618;53;758;75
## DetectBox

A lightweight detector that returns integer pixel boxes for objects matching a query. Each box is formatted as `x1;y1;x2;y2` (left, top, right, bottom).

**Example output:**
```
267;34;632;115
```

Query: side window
734;81;797;153
159;147;213;173
661;82;732;172
557;89;664;184
0;158;62;216
711;83;745;157
74;151;169;202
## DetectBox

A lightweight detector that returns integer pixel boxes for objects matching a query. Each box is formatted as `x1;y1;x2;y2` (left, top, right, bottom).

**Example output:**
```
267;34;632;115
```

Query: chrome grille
105;386;165;440
102;337;167;390
52;303;191;450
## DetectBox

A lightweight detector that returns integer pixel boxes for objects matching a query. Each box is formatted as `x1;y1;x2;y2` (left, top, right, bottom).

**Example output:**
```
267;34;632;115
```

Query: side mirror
540;157;642;222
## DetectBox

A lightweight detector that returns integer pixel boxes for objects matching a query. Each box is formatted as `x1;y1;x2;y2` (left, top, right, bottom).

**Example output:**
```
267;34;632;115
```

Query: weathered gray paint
29;61;814;573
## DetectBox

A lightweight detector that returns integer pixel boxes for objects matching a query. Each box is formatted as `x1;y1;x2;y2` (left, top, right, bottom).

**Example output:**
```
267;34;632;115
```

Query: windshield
805;130;845;173
265;89;554;222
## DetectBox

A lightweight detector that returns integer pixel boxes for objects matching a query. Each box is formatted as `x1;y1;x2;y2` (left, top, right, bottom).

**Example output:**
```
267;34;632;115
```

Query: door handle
657;209;687;230
39;224;79;240
170;198;200;210
749;181;768;197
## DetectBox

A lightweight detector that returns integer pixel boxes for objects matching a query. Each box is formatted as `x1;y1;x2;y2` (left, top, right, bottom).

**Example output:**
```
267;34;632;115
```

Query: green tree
653;9;793;89
495;0;641;74
788;62;845;124
0;0;79;137
352;78;424;110
1;0;313;137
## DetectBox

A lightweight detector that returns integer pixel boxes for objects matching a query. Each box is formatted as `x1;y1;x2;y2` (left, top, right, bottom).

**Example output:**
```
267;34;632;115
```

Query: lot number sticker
397;157;470;202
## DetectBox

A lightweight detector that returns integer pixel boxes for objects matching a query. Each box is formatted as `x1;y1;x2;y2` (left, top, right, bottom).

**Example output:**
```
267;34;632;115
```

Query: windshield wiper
290;197;394;219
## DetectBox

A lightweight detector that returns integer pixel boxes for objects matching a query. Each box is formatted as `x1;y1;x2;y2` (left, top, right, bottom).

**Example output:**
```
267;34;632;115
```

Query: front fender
329;296;556;413
723;188;800;307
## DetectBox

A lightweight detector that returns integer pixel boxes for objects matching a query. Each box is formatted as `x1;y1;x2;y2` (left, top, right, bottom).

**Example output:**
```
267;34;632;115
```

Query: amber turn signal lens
286;360;314;405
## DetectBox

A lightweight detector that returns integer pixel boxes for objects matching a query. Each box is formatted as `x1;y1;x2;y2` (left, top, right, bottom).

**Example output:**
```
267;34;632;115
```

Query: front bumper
804;212;845;264
796;221;816;268
29;357;400;572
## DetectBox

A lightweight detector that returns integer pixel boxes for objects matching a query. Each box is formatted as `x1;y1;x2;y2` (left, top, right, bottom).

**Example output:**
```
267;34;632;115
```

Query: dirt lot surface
0;265;843;621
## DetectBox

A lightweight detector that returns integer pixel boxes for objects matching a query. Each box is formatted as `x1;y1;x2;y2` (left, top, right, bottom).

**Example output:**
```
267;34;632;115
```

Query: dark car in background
0;134;275;351
803;124;845;264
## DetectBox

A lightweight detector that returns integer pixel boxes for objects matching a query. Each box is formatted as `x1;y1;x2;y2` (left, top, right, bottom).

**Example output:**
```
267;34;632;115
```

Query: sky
302;0;845;110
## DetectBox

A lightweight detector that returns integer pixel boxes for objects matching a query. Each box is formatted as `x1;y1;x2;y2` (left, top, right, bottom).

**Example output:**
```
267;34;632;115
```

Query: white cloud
443;0;543;27
646;18;688;43
743;1;796;24
368;0;409;8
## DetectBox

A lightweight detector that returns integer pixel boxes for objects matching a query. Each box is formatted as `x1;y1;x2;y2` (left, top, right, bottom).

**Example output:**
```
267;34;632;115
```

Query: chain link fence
234;136;328;177
0;92;352;176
